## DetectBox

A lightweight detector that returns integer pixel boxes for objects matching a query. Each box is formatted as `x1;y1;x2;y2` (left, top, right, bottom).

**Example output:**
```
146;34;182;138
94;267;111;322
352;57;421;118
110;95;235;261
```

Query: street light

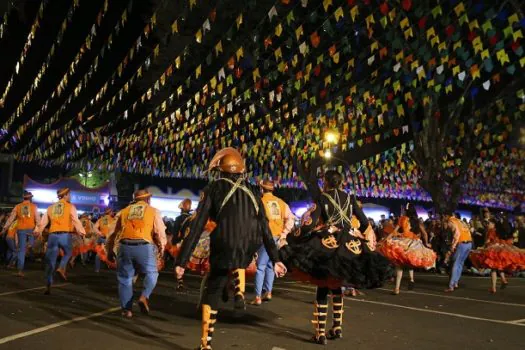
78;171;92;186
324;129;339;144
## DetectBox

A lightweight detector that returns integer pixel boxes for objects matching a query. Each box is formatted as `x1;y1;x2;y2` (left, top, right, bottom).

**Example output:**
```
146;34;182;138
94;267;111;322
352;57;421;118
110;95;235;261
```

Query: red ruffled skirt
470;243;525;272
377;237;436;268
291;269;342;289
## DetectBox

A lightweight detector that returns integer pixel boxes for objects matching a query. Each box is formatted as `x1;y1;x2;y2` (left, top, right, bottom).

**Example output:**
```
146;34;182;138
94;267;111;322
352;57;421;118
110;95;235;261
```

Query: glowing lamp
324;130;339;144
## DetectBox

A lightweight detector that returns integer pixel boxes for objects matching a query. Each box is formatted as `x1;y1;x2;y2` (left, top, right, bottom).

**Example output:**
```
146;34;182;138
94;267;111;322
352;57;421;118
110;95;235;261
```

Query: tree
410;74;524;214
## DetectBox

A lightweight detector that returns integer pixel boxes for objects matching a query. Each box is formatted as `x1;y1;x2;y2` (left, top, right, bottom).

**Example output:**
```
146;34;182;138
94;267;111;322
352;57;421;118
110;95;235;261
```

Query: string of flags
1;0;523;209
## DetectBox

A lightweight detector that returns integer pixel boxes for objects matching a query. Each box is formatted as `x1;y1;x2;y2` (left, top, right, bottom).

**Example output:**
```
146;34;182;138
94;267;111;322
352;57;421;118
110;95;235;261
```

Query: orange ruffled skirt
377;237;436;269
470;243;525;272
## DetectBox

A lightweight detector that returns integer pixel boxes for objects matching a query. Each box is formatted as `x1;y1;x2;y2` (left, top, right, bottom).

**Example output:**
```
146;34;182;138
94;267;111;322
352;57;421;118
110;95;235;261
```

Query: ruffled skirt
167;233;256;276
280;227;393;289
376;237;436;269
470;243;525;272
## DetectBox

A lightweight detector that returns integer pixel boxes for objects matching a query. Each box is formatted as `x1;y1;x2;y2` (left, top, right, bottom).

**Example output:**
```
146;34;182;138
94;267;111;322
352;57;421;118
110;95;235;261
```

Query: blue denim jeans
45;233;73;285
94;237;106;272
254;237;279;297
16;229;34;271
5;237;17;266
449;242;472;288
117;240;159;311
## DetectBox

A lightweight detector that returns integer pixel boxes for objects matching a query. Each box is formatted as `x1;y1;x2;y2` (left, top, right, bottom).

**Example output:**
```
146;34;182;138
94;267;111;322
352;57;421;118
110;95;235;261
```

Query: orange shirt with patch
97;215;116;237
48;200;74;233
15;201;38;230
119;201;156;242
450;217;472;242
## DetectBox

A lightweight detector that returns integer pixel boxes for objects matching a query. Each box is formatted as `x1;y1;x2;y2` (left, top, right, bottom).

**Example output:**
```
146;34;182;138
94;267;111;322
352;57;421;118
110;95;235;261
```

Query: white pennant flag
458;71;466;81
393;62;401;72
483;80;491;90
203;19;211;32
268;6;278;21
436;65;444;74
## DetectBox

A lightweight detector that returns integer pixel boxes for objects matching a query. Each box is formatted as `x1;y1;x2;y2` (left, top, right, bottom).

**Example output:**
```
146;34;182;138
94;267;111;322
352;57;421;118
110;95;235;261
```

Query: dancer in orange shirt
1;191;40;276
34;188;86;294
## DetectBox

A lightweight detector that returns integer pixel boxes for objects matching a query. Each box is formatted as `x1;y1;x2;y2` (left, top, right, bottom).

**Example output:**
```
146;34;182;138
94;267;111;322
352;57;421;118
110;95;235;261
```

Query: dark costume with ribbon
176;148;280;350
280;158;392;344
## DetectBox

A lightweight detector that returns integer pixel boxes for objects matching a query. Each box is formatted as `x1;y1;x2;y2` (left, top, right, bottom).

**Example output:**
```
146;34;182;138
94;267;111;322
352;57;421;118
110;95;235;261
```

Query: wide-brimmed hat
178;198;192;210
207;147;246;174
23;191;34;200
133;189;152;201
57;187;70;198
260;180;274;191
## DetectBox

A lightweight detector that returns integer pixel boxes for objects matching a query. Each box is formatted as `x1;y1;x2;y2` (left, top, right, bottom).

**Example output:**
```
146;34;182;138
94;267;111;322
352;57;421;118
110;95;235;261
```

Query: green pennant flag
482;20;492;33
431;5;442;18
287;10;295;25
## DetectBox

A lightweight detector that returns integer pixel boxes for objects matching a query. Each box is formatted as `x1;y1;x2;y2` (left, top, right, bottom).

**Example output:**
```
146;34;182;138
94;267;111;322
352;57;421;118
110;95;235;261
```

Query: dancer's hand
175;266;185;280
444;251;452;263
274;262;287;278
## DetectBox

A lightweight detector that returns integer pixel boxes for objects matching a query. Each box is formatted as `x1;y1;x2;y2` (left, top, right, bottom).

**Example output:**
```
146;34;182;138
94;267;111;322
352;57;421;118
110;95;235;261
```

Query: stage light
101;194;110;206
27;189;58;204
150;197;198;218
293;207;308;218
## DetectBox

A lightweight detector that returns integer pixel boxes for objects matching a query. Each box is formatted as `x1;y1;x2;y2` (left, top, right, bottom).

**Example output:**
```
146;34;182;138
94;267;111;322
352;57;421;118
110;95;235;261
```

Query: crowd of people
1;148;525;349
370;209;525;278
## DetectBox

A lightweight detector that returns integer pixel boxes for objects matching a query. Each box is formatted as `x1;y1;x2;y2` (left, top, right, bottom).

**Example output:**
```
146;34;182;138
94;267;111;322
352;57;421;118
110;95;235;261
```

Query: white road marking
0;283;71;296
376;288;525;307
0;306;121;345
275;286;525;328
413;273;489;279
508;318;525;324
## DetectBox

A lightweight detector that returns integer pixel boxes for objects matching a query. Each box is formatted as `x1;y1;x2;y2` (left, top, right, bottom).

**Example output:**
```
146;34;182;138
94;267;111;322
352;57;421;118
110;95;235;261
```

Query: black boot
312;302;328;345
221;284;229;303
327;294;343;339
176;278;185;292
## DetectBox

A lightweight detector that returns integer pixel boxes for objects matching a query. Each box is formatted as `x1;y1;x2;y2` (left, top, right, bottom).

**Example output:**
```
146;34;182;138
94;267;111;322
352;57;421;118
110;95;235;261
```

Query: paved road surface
0;263;524;350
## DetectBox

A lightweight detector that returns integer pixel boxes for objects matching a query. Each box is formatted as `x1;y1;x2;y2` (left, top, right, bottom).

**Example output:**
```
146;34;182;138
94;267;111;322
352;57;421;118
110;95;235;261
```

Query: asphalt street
0;263;524;350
